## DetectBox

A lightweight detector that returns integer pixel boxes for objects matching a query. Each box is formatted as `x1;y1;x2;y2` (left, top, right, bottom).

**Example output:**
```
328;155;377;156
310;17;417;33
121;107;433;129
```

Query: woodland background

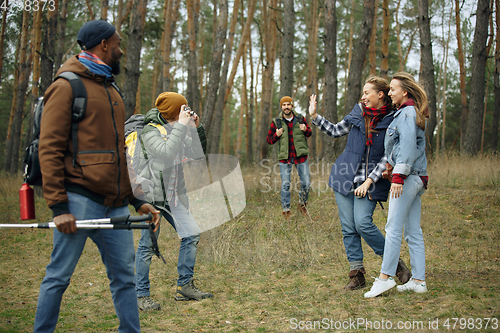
0;0;497;174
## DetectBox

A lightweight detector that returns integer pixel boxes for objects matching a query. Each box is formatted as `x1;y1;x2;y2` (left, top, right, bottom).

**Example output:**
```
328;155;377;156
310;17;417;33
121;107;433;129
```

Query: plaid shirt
312;114;386;184
266;114;312;164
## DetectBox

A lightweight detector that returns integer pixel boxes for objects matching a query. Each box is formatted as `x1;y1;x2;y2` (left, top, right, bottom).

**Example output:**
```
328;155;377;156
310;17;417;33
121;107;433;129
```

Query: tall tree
39;1;59;95
463;0;490;155
101;0;109;20
0;2;8;86
455;0;468;150
123;0;148;118
494;0;500;151
4;9;31;173
280;0;294;97
344;0;375;116
201;0;227;136
186;0;201;112
54;0;69;75
321;0;338;161
257;0;279;160
418;0;437;154
161;0;180;92
380;0;389;78
368;0;379;75
207;0;241;154
246;34;255;164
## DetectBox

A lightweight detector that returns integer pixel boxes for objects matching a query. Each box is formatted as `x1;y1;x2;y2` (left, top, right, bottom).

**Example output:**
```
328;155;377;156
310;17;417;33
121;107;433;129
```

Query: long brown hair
391;72;429;130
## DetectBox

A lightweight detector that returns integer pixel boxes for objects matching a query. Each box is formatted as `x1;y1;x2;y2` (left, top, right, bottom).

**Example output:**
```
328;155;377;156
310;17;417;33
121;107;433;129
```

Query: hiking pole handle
109;213;153;224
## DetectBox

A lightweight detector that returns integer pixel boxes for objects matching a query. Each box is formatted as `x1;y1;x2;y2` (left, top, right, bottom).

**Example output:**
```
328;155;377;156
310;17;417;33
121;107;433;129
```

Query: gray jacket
140;108;207;205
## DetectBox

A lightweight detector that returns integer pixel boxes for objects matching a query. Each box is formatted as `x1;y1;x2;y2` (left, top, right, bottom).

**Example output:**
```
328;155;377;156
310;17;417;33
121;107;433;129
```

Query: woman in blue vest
309;76;410;290
364;72;429;298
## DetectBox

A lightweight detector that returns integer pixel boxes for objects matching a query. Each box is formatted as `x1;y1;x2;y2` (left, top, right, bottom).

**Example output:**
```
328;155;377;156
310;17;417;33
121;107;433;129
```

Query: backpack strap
56;72;87;168
297;114;305;125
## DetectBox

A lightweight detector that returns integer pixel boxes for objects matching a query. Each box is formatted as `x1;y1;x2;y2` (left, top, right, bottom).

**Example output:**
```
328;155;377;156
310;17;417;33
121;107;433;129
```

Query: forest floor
0;155;499;332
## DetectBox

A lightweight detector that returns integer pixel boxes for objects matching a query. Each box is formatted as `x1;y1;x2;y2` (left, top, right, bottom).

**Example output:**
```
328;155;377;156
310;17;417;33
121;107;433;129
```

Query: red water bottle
19;183;36;220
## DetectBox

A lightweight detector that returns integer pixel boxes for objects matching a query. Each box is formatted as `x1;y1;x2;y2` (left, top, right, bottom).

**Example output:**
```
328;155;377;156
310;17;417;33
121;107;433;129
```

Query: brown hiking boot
298;203;309;216
396;258;411;284
282;211;291;220
344;268;366;290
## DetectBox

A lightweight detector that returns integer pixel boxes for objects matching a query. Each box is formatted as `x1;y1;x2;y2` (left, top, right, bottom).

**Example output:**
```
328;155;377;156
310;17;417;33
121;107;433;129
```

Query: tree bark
123;0;148;118
257;0;279;161
418;0;437;155
40;2;58;96
162;0;180;92
380;0;389;78
321;0;338;161
5;9;31;173
186;0;200;112
201;0;227;136
54;0;69;75
0;3;8;86
463;0;489;155
455;0;468;151
101;0;109;20
247;36;255;164
493;0;500;152
344;0;375;115
368;0;379;76
280;0;294;97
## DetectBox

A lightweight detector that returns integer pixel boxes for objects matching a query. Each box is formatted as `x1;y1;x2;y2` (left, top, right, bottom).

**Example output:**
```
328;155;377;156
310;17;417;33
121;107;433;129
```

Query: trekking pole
0;213;167;264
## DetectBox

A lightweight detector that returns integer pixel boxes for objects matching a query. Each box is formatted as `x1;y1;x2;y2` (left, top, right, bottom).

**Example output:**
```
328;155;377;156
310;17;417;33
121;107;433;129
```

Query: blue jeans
279;160;310;211
334;190;385;264
34;192;140;333
381;175;426;280
135;203;200;296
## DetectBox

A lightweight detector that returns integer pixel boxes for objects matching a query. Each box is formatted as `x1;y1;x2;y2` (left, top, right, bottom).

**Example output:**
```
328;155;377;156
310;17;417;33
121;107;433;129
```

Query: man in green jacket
266;96;312;219
134;92;213;311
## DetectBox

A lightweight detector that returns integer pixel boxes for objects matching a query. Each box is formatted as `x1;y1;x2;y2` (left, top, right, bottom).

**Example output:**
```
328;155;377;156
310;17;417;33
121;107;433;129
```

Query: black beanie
77;20;116;51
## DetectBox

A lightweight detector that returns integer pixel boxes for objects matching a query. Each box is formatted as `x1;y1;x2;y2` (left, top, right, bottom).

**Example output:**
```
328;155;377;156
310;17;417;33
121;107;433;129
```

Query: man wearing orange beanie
266;96;312;219
134;92;213;311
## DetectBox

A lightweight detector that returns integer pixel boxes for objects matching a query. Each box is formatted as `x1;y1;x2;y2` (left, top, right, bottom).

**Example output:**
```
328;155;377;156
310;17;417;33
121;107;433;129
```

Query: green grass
0;155;499;332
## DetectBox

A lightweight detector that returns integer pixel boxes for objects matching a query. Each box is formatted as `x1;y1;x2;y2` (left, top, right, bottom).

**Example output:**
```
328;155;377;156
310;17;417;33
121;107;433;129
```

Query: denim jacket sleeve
391;106;418;176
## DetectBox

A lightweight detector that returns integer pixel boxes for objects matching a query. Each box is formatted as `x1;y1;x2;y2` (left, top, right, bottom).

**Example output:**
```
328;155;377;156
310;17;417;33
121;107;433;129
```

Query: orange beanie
280;96;293;107
155;92;188;119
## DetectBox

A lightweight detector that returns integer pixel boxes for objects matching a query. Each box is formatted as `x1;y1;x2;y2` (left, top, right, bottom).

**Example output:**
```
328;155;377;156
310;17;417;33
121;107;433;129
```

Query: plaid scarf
78;51;113;78
362;105;390;146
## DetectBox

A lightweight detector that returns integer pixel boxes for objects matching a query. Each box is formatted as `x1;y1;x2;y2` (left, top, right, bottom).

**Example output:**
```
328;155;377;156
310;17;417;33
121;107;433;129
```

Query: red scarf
362;105;391;146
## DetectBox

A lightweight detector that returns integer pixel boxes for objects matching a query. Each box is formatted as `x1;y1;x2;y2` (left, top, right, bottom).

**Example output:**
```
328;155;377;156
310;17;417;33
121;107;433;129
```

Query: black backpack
23;72;87;186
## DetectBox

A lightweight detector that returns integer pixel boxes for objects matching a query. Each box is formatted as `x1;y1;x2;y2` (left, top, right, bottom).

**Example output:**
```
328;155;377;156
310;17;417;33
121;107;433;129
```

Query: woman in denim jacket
365;72;429;298
309;76;410;291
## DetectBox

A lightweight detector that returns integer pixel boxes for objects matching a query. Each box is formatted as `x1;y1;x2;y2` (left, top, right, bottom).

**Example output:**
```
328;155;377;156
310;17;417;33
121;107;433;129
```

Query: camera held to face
184;106;195;116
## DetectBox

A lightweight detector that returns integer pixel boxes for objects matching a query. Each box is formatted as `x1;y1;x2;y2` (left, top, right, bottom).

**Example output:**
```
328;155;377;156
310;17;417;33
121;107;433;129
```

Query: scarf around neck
78;51;113;78
362;105;390;146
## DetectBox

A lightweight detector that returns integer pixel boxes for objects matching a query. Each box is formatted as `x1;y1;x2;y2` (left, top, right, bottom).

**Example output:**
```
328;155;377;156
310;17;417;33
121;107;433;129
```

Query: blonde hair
391;72;429;130
365;75;392;107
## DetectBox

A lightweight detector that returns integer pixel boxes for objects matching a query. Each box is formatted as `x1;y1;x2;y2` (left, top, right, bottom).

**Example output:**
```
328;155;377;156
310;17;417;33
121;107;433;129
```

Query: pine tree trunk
207;0;241;154
321;0;338;161
246;39;255;164
54;0;69;75
257;0;278;161
40;3;58;95
162;0;180;92
85;0;95;18
280;0;294;97
418;0;438;155
186;0;200;112
0;4;8;86
380;0;389;78
101;0;108;20
123;0;148;118
455;0;468;151
395;0;403;71
440;10;452;155
463;0;490;155
5;9;31;173
368;0;379;76
493;0;500;152
201;0;227;136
